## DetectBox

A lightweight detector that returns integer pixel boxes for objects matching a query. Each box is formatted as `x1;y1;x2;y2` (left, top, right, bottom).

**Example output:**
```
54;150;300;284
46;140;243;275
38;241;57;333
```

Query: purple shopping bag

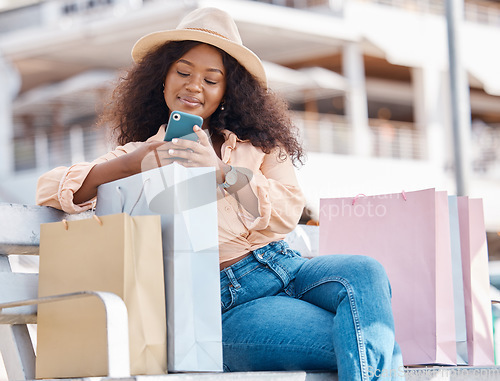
457;197;495;366
319;188;456;365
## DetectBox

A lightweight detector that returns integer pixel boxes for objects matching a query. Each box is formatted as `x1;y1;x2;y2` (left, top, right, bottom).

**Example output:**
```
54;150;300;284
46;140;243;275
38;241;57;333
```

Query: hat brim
131;29;267;87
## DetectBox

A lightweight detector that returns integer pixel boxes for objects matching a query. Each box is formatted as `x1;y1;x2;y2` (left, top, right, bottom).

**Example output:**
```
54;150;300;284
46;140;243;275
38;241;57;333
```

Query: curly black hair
99;40;304;165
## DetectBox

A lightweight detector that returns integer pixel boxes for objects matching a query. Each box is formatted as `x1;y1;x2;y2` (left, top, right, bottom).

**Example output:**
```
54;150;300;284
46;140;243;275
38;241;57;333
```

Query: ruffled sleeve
230;145;305;234
35;142;140;213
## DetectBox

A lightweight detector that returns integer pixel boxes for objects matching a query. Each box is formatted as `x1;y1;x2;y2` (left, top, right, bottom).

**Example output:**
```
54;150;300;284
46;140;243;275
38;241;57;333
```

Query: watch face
225;168;238;185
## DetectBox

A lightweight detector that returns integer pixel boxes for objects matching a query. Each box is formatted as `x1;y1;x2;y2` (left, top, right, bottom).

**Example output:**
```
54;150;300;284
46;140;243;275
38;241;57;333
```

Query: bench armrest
0;291;130;378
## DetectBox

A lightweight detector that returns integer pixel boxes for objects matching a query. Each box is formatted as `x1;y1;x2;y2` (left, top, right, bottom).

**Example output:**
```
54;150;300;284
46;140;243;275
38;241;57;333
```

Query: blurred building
0;0;499;250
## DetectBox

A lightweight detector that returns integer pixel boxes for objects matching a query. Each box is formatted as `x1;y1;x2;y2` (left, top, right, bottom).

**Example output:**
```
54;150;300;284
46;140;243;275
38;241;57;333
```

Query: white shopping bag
457;197;495;366
96;163;223;372
448;195;468;365
285;224;320;258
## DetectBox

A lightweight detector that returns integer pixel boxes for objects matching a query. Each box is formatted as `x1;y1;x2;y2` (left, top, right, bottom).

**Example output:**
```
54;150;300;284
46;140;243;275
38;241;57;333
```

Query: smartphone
164;111;203;142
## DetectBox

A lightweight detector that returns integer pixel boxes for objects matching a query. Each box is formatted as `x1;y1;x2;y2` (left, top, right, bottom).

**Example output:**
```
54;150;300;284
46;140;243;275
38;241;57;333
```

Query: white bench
0;203;131;380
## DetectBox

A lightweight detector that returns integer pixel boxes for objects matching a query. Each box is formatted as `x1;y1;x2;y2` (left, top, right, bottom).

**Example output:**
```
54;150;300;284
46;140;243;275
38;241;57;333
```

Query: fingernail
172;138;178;143
194;125;201;131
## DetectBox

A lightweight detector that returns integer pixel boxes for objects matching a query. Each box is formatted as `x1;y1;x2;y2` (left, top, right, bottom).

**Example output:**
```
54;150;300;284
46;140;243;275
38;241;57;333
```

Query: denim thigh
222;295;337;372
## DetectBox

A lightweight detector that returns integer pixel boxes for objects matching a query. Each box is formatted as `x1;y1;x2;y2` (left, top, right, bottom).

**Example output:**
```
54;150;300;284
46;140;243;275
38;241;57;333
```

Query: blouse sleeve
35;143;138;214
237;147;306;234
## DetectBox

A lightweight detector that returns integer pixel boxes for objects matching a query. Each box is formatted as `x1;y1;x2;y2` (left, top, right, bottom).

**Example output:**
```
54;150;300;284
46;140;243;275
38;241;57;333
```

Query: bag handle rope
61;178;151;229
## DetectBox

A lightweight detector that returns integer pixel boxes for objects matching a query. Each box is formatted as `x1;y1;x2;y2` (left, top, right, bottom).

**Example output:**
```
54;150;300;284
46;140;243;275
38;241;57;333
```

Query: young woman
36;7;404;380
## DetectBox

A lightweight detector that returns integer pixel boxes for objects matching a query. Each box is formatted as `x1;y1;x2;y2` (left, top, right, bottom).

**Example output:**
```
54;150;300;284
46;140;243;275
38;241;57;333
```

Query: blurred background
0;0;499;369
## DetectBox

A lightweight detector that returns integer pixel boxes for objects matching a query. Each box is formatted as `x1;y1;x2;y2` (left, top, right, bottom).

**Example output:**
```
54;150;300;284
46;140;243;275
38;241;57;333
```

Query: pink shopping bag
457;197;495;366
319;188;456;365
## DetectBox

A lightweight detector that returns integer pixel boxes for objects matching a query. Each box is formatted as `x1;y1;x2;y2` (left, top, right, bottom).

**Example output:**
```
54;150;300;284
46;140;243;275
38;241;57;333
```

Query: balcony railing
294;112;427;160
471;122;500;175
12;112;427;174
13;126;110;172
355;0;500;26
368;118;427;160
295;113;354;155
252;0;500;26
2;0;499;37
10;113;500;181
0;0;135;34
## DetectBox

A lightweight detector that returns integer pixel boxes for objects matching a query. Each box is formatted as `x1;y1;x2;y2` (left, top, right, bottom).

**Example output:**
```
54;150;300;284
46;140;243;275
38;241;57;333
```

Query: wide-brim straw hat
131;7;267;87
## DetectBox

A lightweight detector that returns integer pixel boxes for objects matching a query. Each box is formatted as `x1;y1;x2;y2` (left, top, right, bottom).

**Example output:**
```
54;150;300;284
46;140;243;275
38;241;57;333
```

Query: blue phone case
164;111;203;142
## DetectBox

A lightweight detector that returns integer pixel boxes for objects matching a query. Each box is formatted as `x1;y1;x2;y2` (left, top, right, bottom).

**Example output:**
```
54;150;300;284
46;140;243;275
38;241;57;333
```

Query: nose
185;74;202;92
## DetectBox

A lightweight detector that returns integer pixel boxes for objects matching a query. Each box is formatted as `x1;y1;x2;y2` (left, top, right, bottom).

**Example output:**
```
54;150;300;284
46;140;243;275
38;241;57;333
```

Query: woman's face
164;43;226;124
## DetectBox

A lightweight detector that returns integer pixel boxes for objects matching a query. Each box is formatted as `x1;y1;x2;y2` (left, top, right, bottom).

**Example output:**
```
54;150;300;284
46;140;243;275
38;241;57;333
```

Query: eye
177;71;189;77
205;79;217;85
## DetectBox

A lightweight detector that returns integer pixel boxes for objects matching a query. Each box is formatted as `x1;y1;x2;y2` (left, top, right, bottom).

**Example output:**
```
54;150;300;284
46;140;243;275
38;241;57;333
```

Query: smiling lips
179;95;202;107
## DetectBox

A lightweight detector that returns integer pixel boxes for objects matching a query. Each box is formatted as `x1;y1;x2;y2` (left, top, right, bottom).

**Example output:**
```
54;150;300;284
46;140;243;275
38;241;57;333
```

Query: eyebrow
177;59;224;75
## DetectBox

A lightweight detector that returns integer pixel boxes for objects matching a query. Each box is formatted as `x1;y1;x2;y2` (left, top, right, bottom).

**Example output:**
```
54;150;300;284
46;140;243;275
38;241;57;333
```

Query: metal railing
294;113;354;155
10;114;500;179
471;122;500;175
2;0;499;36
13;113;427;174
293;112;427;160
0;0;136;34
368;119;427;160
252;0;500;26
355;0;500;26
13;126;110;172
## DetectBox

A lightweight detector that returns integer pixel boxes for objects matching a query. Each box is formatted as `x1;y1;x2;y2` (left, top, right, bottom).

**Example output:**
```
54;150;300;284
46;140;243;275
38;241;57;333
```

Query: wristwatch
220;166;238;189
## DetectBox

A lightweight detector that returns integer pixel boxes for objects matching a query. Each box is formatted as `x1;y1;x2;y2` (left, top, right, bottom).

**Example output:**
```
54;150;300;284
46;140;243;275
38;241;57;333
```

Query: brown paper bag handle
61;215;103;230
61;177;151;231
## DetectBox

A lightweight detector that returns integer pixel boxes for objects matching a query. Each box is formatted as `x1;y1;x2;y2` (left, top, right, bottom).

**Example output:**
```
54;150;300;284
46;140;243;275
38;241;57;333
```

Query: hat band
186;27;230;41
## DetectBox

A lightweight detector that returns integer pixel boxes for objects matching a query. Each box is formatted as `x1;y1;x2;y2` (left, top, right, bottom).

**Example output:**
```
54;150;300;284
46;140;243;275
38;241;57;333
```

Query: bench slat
0;273;38;321
0;203;92;256
0;314;36;324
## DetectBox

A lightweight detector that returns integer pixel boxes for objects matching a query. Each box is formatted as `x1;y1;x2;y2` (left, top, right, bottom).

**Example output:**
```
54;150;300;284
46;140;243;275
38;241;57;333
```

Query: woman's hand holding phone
167;125;226;184
127;110;224;183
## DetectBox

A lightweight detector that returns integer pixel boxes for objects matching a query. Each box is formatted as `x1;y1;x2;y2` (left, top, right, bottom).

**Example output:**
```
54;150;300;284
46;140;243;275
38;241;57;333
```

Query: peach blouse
36;126;306;265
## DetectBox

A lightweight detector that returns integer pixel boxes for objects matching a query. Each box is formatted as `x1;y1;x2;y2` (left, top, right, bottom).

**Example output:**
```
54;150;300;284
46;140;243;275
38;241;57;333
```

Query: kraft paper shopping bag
457;197;495;366
319;188;456;365
36;213;167;378
96;163;223;372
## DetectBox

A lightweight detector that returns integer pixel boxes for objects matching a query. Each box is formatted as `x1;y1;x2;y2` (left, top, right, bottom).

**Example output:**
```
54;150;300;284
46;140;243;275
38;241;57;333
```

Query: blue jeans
220;240;404;381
